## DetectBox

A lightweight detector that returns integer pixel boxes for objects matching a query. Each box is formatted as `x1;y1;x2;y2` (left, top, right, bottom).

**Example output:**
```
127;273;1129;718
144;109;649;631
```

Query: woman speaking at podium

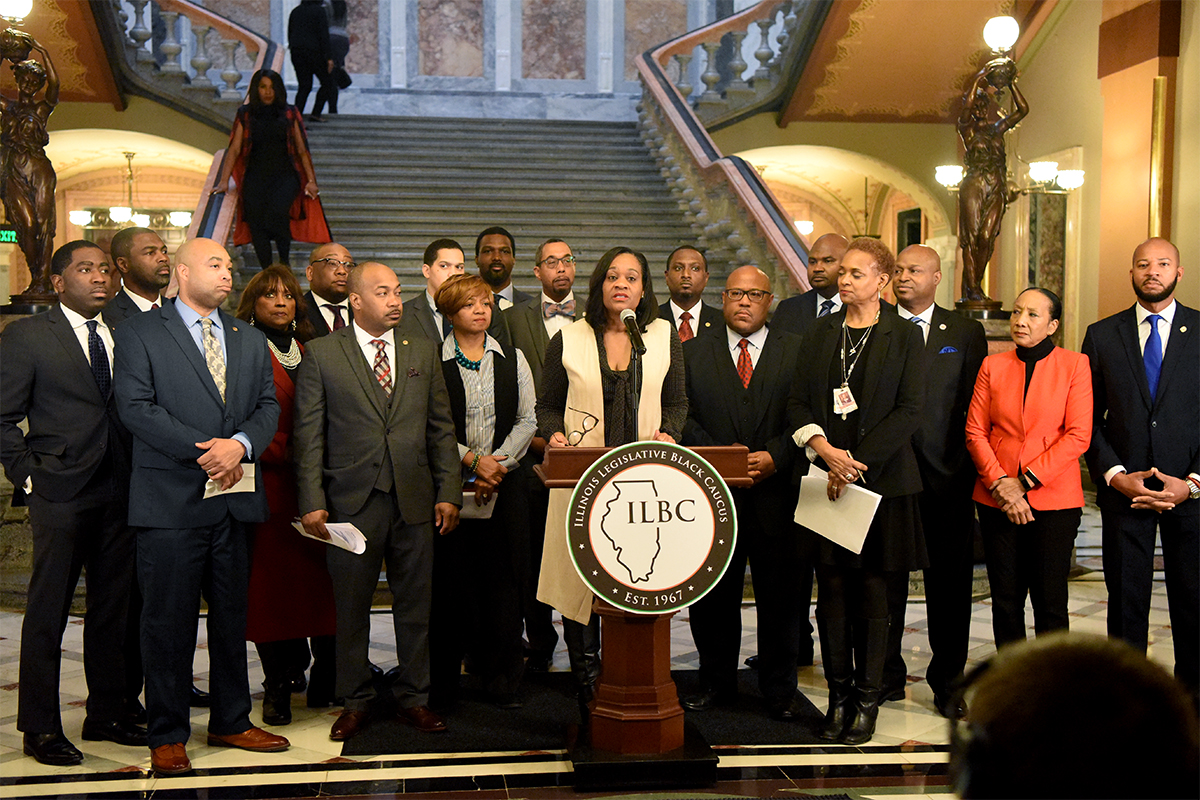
535;246;687;710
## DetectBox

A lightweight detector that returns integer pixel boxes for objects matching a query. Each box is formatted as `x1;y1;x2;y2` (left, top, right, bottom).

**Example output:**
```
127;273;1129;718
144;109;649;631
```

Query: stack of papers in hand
793;463;882;555
292;521;367;554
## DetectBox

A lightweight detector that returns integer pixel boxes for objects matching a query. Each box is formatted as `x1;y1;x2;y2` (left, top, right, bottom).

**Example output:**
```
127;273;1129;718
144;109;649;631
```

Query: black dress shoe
23;732;83;766
934;692;966;720
680;688;735;712
525;652;553;673
768;694;805;721
189;685;211;707
743;655;759;669
123;696;147;725
81;718;148;746
880;676;907;703
368;662;384;679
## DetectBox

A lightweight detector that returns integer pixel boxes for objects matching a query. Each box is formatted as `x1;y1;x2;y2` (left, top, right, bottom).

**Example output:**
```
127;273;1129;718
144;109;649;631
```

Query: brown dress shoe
150;743;191;775
206;726;289;752
329;709;368;741
396;705;447;733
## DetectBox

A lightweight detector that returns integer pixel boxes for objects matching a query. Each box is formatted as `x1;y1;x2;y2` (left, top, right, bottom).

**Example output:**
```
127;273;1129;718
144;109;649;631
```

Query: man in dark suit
659;245;720;340
104;228;213;717
892;244;987;717
680;266;806;720
304;242;354;336
402;238;466;342
295;262;462;740
476;226;533;311
2;241;145;765
770;233;848;337
1083;237;1199;697
113;237;287;775
505;238;579;673
104;227;170;325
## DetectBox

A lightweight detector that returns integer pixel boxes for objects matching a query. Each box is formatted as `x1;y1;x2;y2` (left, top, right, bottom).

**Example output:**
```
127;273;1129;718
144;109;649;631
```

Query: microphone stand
630;337;642;442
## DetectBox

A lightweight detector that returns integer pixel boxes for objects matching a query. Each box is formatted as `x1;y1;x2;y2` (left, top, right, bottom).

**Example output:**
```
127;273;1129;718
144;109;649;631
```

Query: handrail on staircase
635;0;835;294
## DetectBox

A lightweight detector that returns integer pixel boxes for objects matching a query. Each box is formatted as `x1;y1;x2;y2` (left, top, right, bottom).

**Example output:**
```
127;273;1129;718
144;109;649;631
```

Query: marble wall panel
624;0;688;80
204;0;271;37
419;0;484;77
344;0;379;74
522;0;586;80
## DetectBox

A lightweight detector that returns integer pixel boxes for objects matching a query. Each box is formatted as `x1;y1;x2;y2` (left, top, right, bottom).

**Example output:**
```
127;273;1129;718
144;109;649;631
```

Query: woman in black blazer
788;238;928;744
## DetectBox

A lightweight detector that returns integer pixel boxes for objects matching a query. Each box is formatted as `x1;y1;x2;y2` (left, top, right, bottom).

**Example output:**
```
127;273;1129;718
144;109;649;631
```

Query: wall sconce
0;0;33;23
794;219;814;236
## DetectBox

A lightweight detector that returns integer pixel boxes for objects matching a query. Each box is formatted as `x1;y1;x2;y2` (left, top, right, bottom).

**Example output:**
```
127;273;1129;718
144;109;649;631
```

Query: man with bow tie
504;239;580;674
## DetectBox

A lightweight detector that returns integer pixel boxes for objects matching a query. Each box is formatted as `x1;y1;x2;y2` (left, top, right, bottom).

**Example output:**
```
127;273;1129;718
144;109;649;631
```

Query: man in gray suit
402;238;466;342
295;262;461;741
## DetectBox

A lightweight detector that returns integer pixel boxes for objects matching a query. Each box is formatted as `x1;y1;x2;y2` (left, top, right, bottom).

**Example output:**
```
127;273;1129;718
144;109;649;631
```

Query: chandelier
67;152;193;230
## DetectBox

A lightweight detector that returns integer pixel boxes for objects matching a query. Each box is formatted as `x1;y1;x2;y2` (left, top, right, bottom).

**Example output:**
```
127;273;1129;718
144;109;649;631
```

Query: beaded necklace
454;337;482;371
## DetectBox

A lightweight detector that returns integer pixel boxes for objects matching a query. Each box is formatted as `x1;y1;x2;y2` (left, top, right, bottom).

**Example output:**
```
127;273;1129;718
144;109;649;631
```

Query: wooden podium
535;444;750;790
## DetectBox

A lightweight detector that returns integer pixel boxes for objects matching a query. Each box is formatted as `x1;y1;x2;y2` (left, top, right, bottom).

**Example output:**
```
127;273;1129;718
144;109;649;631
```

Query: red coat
965;346;1093;511
229;105;332;248
245;346;337;643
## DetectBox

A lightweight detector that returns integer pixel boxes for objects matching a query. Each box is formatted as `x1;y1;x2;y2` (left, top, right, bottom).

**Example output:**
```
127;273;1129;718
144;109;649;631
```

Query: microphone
620;308;647;355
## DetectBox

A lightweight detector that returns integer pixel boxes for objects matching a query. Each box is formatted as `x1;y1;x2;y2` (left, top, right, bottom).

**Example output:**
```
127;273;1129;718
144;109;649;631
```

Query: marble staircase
298;115;698;297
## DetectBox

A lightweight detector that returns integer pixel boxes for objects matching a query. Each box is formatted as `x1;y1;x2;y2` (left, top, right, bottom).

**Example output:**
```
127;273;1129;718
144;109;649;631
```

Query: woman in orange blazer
966;287;1092;648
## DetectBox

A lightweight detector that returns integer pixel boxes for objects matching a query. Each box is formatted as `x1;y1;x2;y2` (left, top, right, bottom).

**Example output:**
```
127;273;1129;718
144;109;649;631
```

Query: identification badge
833;384;858;419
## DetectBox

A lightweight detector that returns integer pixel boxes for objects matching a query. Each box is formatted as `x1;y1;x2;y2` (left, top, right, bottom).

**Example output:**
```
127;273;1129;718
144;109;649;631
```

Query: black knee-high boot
817;614;853;741
842;617;889;744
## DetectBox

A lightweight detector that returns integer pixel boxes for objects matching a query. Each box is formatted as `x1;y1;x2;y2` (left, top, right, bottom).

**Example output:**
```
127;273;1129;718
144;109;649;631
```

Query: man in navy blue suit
113;238;287;775
1083;237;1199;698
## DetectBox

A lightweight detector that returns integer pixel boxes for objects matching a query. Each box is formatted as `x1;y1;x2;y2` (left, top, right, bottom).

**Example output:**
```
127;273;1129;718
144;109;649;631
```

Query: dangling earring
290;318;297;332
250;312;256;326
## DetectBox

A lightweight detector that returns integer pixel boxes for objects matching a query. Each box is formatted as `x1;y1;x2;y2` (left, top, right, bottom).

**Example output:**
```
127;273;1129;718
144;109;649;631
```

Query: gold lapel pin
401;339;409;345
1180;327;1188;333
939;323;947;330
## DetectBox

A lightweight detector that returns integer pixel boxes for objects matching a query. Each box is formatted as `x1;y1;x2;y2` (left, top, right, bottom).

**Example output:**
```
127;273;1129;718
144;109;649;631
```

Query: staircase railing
636;0;832;294
95;0;284;248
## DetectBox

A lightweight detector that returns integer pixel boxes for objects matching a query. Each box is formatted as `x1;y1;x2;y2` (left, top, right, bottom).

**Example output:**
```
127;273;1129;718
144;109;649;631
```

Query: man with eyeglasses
659;246;720;341
504;239;579;673
403;238;466;342
304;243;355;337
679;266;808;720
771;233;849;337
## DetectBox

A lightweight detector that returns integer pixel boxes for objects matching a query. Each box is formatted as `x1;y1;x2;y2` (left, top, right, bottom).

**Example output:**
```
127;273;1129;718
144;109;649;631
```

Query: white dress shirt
122;287;161;312
316;295;351;331
896;303;934;343
725;324;768;370
60;304;114;375
540;291;576;338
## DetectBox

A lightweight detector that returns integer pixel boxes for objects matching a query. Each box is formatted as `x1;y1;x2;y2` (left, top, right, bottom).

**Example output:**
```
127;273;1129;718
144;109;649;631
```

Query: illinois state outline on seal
568;442;737;614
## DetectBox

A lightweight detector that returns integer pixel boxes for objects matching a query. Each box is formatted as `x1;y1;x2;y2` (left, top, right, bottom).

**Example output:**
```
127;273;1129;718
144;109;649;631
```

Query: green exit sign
0;226;16;244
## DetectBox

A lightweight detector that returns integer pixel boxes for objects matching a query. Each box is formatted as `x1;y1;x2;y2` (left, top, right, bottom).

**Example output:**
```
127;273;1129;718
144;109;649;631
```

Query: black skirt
819;492;928;573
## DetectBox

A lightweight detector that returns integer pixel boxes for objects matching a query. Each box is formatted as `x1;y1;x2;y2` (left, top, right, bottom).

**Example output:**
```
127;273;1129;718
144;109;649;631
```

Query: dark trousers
139;518;252;747
522;480;558;657
430;483;529;701
291;49;331;115
977;503;1081;648
327;489;432;711
687;501;804;706
1102;505;1199;692
20;484;133;733
919;491;977;695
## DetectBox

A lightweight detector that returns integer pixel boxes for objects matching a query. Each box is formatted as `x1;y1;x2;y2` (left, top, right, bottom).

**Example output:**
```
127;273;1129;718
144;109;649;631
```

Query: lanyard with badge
835;310;879;420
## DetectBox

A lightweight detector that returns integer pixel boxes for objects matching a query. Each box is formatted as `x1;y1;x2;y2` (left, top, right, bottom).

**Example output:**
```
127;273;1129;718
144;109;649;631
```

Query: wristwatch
1187;477;1200;501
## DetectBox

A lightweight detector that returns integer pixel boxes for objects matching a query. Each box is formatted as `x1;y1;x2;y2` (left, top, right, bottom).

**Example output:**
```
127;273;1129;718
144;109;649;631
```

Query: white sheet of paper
203;464;255;499
793;463;882;555
460;490;497;520
291;521;367;555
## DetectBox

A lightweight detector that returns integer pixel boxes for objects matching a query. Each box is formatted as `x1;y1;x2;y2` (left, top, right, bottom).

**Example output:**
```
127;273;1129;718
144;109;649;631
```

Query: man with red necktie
659;245;720;341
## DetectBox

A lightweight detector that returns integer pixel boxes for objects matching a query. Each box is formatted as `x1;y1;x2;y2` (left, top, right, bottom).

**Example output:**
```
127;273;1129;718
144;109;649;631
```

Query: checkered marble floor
0;500;1180;798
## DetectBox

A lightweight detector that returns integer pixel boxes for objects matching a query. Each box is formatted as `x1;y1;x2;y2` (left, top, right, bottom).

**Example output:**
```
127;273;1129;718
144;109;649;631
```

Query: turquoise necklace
454;337;482;371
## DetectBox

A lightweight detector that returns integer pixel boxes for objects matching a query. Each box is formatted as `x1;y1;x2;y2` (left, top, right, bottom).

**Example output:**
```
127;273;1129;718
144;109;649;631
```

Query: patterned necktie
201;318;226;402
818;299;835;317
736;339;753;389
326;305;346;331
371;339;392;396
678;311;694;342
911;315;926;341
1144;314;1163;401
85;320;111;398
543;298;576;320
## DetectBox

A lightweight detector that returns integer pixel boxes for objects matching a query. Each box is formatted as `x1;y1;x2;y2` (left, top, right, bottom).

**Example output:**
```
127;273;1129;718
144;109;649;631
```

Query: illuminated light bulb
983;16;1019;52
1028;161;1059;184
1054;170;1084;190
935;165;964;188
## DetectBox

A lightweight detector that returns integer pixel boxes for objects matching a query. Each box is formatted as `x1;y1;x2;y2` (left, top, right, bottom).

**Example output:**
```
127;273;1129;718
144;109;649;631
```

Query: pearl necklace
267;336;301;368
